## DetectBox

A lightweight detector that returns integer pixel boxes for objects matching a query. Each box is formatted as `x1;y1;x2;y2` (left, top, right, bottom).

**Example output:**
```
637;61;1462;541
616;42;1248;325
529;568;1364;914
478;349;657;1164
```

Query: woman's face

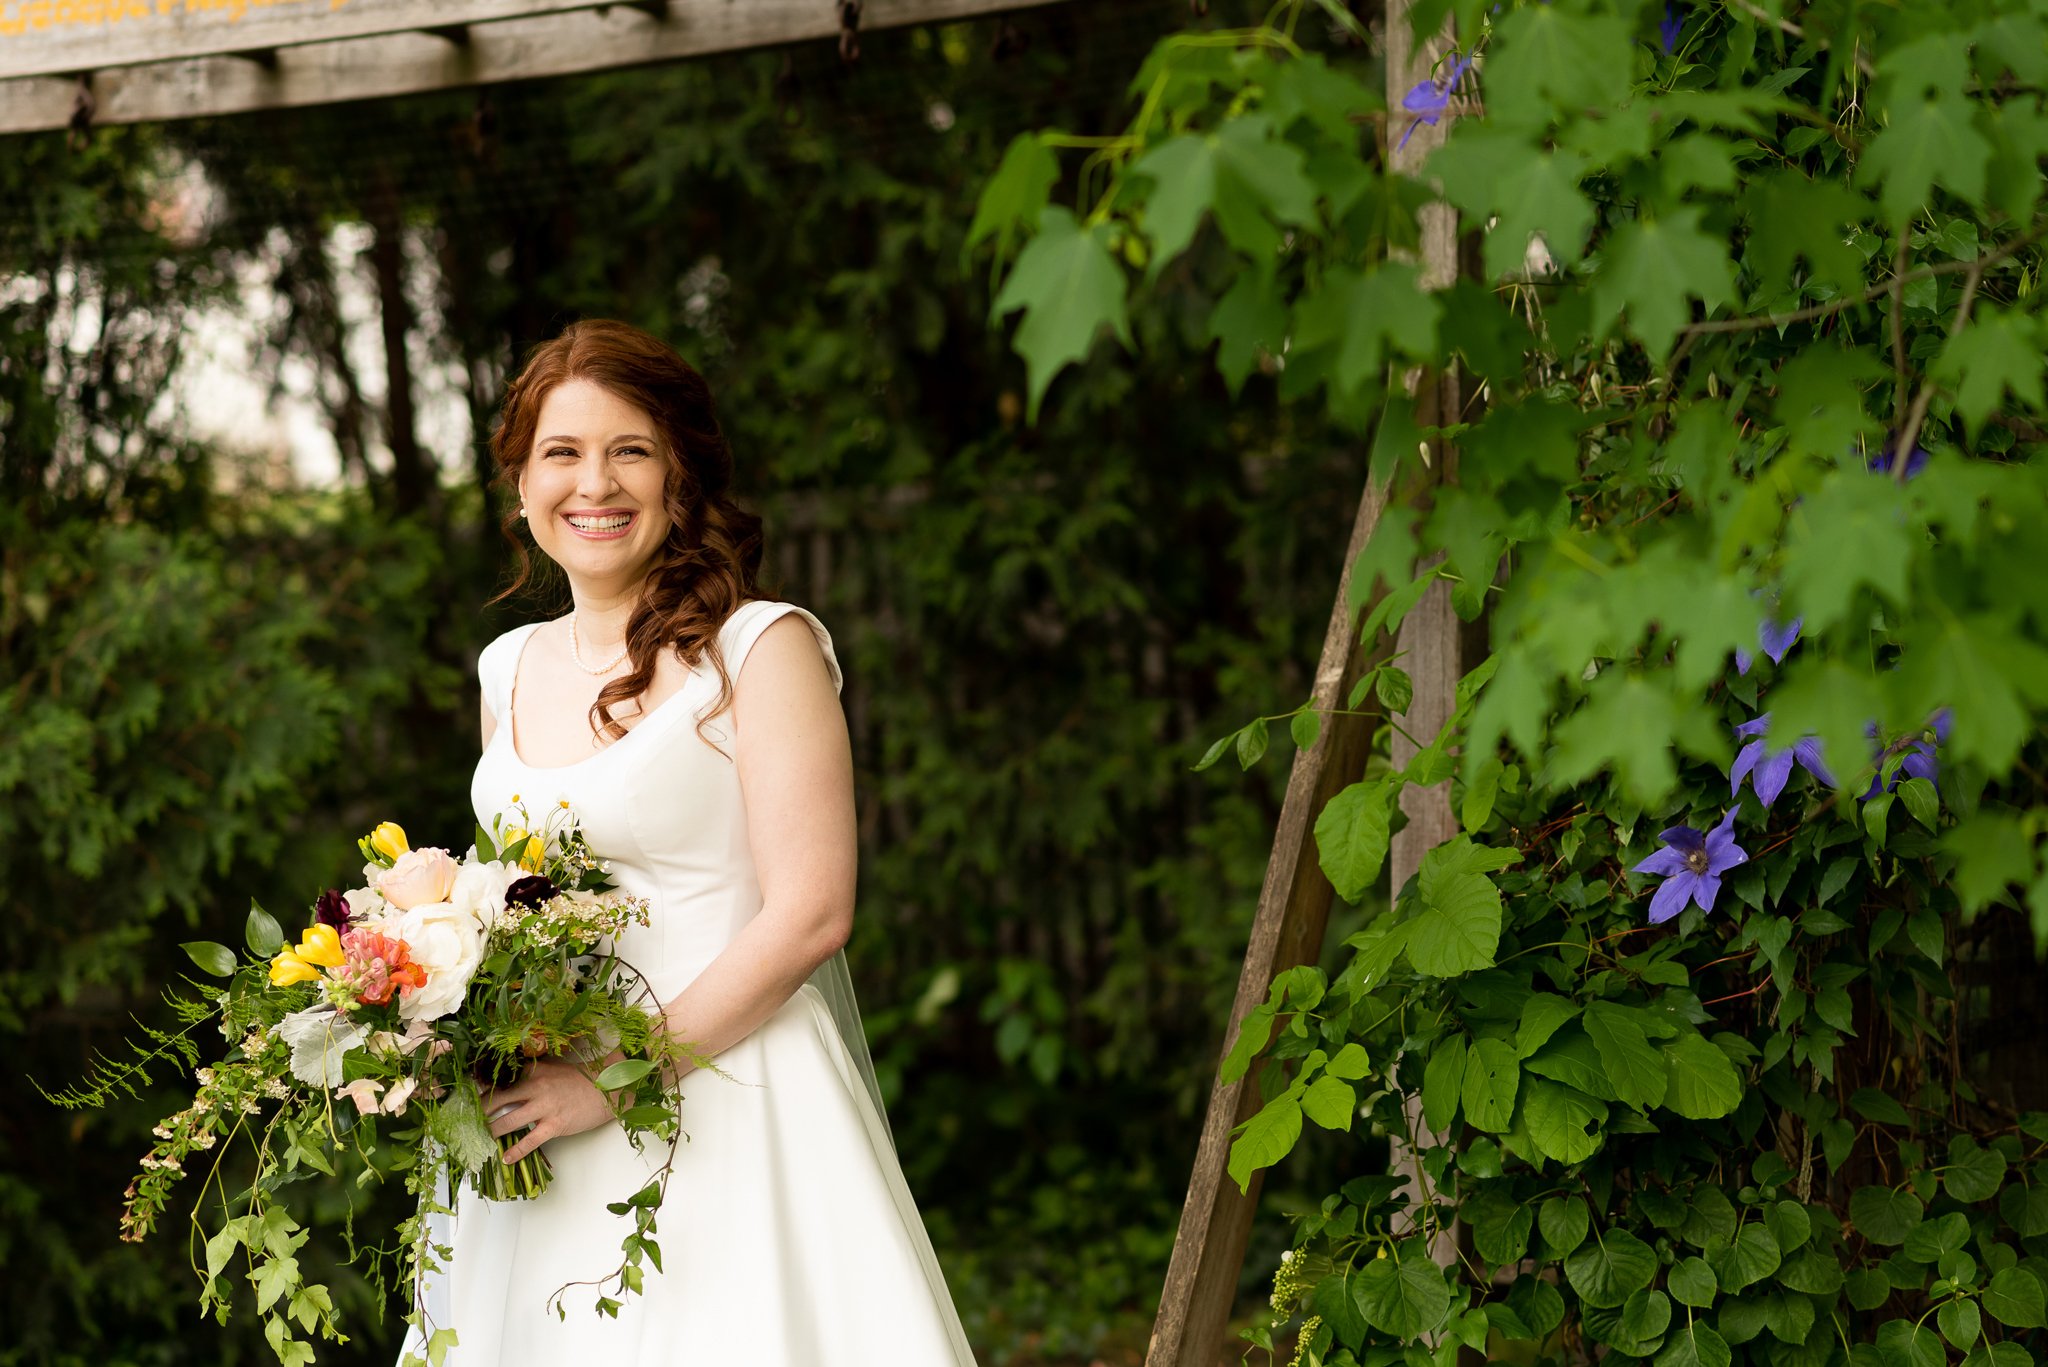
517;378;676;597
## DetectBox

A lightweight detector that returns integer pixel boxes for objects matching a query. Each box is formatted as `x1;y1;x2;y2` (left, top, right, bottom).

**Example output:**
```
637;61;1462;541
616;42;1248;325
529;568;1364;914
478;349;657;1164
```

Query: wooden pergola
2;4;1466;1364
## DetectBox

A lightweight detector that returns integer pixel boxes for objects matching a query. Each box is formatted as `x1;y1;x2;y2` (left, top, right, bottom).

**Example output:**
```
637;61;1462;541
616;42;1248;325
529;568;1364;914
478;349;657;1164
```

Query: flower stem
473;1130;553;1201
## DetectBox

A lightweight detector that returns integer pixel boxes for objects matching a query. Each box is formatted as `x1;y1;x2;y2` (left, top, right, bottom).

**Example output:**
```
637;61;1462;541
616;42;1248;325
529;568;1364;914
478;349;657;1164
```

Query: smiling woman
397;318;979;1366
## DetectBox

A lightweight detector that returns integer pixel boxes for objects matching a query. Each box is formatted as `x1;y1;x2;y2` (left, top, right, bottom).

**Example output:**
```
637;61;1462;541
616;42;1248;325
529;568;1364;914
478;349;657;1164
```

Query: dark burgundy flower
313;888;352;931
505;874;561;911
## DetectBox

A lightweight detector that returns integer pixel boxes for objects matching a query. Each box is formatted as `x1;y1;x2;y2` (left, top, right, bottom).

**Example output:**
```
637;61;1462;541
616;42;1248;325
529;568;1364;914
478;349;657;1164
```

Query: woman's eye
616;446;649;459
544;447;576;460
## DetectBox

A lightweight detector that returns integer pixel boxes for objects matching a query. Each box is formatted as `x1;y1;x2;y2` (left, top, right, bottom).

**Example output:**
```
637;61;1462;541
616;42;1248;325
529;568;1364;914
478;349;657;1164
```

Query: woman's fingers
502;1119;548;1165
487;1101;536;1139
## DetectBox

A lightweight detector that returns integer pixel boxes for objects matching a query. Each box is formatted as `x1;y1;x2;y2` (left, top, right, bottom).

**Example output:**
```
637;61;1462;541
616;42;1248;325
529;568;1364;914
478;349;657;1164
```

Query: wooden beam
1147;476;1386;1367
1383;0;1463;1272
0;2;627;82
0;0;1084;134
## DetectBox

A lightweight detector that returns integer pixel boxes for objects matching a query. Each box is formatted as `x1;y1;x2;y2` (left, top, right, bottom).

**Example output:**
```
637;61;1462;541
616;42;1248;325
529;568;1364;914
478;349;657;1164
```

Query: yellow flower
500;826;546;872
368;822;409;862
269;952;320;987
270;925;344;986
295;923;344;968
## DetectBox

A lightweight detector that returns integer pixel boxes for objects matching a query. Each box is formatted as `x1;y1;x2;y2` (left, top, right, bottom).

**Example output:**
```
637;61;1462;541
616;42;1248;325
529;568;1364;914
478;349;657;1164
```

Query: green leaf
1355;1252;1452;1339
1377;665;1415;714
245;902;284;957
1655;1321;1732;1367
1526;1028;1622;1102
1421;1034;1468;1134
1430;126;1595;276
1236;716;1270;769
594;1059;655;1091
1461;755;1504;835
1857;89;1992;228
182;940;238;978
1779;472;1914;634
1312;1270;1371;1348
1933;308;2045;436
1407;837;1519;977
1208;269;1290;398
1940;1299;1983;1352
1622;1287;1675;1344
1999;1181;2048;1238
1943;809;2034;916
1129;113;1318;274
1662;1032;1743;1119
991;205;1133;424
1669;1256;1718;1308
1486;6;1633;123
1540;1195;1591;1256
1524;1078;1607;1164
1982;1267;2048;1328
1851;1088;1913;1127
1709;1225;1783;1294
1290;708;1321;754
1460;1037;1521;1133
1326;1042;1372;1081
1291;262;1442;397
1316;780;1395;904
1852;1186;1926;1245
1778;1247;1847;1295
1897;777;1941;833
965;132;1057;260
1584;1002;1670;1112
1301;1074;1357;1132
1589;208;1736;361
1876;1318;1946;1367
1517;994;1581;1058
1565;1228;1658;1309
1944;1134;2009;1204
1765;1200;1812;1254
1227;1092;1303;1193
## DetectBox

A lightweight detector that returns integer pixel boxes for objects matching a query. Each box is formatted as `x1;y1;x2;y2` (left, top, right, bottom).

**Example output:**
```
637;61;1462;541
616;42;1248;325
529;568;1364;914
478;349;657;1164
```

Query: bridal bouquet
45;800;715;1365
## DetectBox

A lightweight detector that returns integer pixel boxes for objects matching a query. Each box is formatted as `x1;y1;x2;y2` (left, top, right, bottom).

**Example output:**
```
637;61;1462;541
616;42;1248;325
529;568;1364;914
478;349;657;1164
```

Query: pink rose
375;847;458;910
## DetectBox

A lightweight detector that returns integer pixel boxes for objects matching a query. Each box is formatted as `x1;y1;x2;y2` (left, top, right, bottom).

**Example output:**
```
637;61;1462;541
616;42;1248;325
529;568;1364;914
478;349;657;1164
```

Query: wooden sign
0;0;1083;133
0;1;626;82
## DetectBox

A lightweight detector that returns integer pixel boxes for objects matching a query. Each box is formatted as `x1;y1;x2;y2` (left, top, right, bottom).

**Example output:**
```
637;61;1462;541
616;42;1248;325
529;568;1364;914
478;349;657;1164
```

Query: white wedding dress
396;598;979;1366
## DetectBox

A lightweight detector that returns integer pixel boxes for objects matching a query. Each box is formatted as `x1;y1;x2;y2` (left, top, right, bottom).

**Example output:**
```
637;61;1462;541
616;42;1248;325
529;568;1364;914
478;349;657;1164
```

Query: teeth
567;514;631;531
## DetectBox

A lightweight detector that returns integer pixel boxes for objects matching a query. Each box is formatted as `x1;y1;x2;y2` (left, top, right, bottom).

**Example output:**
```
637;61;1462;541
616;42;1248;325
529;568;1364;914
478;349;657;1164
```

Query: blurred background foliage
0;4;1386;1362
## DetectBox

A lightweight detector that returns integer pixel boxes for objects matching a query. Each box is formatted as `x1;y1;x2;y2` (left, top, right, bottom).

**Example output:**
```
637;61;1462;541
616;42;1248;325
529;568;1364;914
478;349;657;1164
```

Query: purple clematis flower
1868;441;1930;481
1732;713;1834;808
1660;4;1682;53
1734;614;1803;676
1397;52;1474;151
1635;807;1748;924
1861;708;1953;798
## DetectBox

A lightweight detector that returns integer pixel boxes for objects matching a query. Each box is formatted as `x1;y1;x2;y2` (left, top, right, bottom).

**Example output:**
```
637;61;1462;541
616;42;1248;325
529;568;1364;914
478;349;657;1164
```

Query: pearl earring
519;506;528;517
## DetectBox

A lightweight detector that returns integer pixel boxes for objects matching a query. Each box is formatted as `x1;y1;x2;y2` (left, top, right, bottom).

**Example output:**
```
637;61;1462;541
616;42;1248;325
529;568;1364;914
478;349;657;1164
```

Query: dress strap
719;599;844;697
477;622;544;723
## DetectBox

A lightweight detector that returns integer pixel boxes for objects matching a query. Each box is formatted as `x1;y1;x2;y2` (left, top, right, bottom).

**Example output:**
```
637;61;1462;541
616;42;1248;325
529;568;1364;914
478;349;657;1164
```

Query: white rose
343;886;387;922
279;1005;366;1087
386;899;489;1022
449;858;520;930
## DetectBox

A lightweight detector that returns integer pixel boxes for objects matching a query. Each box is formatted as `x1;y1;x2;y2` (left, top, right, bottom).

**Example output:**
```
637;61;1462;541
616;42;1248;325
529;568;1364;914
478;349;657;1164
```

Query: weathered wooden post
1148;2;1469;1361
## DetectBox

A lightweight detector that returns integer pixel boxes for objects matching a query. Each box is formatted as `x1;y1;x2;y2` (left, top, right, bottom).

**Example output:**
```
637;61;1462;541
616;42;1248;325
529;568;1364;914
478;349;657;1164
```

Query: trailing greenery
985;0;2048;1363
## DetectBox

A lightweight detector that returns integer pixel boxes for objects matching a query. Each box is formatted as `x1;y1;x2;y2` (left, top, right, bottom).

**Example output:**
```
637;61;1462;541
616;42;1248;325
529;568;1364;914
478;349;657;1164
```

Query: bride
398;318;979;1365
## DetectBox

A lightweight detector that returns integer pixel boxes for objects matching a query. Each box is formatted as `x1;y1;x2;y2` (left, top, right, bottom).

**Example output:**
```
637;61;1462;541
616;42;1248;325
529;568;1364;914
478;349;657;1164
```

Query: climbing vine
983;0;2048;1362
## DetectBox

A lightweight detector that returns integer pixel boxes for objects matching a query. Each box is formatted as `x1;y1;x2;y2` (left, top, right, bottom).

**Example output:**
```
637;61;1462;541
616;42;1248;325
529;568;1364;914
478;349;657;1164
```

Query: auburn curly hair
485;318;767;756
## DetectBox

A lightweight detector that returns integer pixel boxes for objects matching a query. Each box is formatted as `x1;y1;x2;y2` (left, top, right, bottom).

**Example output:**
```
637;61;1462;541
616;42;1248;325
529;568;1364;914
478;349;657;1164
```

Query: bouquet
44;799;721;1365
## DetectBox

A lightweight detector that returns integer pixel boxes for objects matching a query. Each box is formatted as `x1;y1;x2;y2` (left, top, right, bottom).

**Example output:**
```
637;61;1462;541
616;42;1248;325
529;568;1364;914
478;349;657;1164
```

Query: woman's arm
653;612;857;1072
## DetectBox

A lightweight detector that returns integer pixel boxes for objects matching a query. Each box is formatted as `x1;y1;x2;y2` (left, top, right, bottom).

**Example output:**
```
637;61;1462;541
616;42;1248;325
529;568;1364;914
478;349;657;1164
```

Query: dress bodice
469;599;844;1004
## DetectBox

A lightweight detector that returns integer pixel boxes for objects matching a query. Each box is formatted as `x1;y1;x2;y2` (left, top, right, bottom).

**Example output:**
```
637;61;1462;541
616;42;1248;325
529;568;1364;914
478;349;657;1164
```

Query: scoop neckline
499;619;701;773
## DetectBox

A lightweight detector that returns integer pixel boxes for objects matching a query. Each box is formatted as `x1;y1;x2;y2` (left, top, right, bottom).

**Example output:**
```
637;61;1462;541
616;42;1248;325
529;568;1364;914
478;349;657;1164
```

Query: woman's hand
481;1056;619;1165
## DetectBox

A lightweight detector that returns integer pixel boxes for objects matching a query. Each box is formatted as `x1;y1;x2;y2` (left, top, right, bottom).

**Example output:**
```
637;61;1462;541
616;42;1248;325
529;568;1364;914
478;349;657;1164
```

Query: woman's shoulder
476;620;550;690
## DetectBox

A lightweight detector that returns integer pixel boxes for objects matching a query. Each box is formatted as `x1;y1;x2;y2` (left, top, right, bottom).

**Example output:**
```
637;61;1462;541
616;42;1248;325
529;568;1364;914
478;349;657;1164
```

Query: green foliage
983;0;2048;1363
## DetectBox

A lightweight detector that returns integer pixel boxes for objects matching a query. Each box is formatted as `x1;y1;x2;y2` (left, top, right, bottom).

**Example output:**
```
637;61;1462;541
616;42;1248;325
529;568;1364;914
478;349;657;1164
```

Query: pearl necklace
568;613;630;675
